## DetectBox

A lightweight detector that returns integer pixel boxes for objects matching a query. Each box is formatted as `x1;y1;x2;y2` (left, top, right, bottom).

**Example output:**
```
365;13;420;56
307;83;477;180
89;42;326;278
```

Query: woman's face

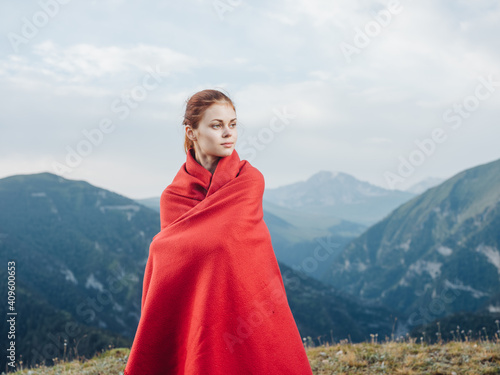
188;102;238;159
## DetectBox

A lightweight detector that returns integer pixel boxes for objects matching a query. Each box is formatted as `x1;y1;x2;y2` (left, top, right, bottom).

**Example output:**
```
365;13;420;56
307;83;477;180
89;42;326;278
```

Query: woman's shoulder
237;160;266;196
239;159;265;181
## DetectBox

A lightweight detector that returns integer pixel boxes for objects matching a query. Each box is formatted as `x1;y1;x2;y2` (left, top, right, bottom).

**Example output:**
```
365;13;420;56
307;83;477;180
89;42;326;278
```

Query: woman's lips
221;143;233;148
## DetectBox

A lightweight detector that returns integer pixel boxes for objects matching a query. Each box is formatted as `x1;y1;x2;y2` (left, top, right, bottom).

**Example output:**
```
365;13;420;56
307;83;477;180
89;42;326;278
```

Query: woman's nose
223;125;233;137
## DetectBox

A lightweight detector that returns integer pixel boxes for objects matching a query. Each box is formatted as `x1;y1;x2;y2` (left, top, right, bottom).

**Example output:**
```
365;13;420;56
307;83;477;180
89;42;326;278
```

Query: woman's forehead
203;103;236;121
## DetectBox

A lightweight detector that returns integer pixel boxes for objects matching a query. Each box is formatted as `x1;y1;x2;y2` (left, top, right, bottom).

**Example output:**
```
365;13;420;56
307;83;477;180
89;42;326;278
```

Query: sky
1;0;499;199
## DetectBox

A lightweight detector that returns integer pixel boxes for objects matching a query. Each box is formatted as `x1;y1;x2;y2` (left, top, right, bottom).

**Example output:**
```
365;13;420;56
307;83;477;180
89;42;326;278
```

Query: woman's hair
182;89;236;154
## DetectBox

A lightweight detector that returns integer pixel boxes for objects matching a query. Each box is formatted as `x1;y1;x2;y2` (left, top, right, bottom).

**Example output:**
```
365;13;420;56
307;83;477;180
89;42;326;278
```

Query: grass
307;341;500;374
8;340;500;375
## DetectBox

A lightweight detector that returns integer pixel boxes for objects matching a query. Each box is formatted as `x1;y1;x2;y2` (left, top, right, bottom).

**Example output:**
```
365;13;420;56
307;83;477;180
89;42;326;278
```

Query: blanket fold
125;148;313;375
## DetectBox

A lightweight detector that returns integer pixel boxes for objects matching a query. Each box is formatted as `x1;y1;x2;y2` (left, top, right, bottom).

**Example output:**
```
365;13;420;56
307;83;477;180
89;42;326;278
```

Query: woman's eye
212;124;220;128
231;123;237;127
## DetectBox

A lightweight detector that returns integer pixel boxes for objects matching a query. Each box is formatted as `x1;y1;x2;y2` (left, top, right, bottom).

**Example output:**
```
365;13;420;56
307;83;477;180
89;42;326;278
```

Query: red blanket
124;148;313;375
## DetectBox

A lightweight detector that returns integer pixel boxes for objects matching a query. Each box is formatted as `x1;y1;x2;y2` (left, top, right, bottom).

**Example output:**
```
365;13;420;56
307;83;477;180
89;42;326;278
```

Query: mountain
0;279;132;370
265;213;366;283
279;263;396;343
0;172;159;369
409;311;500;343
0;172;399;370
485;292;500;313
322;158;500;329
262;199;367;242
263;171;415;226
406;177;445;194
135;196;160;212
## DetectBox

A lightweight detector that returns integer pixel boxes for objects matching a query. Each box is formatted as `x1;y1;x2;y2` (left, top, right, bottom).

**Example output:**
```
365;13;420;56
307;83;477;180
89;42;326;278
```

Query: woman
124;89;313;375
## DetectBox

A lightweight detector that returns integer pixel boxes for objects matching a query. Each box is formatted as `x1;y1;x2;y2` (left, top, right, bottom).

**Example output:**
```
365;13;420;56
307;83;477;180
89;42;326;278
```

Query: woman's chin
218;147;234;157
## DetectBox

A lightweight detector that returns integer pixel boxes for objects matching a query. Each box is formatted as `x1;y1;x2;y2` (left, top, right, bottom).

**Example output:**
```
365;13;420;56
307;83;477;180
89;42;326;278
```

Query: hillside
406;176;445;194
323;158;500;328
0;172;398;371
0;172;159;370
410;311;500;343
8;340;500;374
279;263;395;343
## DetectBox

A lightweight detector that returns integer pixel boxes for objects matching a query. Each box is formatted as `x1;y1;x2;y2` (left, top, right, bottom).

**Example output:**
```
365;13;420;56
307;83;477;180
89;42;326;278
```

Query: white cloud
1;41;197;88
362;137;392;145
0;0;499;196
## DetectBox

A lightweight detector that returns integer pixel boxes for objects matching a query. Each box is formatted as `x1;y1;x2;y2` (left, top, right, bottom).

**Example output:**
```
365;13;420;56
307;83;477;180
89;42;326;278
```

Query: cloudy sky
1;0;499;198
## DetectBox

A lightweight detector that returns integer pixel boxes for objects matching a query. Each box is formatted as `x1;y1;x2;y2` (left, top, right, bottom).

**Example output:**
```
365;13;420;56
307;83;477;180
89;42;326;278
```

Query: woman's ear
185;126;197;141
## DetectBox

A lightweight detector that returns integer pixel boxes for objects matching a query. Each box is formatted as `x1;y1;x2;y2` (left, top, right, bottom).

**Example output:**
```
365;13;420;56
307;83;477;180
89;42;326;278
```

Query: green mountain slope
280;263;395;343
0;172;158;369
323;158;500;329
0;172;399;371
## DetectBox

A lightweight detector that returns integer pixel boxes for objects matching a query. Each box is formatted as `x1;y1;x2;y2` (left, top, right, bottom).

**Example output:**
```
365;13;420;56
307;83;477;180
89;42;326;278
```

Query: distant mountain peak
307;170;344;184
263;170;415;225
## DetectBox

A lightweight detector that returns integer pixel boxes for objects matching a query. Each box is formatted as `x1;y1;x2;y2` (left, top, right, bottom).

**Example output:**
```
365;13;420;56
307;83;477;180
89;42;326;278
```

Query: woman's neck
192;149;220;174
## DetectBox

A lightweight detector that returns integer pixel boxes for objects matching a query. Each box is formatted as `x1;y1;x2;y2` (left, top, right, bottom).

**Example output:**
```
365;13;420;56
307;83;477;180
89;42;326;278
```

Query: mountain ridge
263;169;415;225
322;157;500;327
0;171;399;370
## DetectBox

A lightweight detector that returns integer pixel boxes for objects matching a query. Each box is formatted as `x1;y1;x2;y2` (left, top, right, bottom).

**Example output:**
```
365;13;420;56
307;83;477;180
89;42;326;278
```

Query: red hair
182;89;236;154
